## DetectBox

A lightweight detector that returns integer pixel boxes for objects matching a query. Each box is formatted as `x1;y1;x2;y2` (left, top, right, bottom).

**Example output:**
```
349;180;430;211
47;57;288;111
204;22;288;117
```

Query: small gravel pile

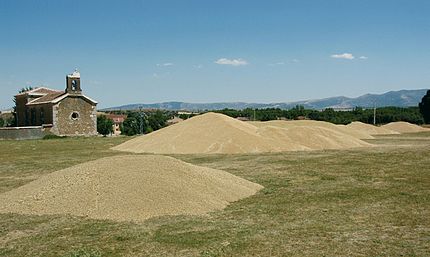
346;121;399;135
381;121;430;133
0;155;263;222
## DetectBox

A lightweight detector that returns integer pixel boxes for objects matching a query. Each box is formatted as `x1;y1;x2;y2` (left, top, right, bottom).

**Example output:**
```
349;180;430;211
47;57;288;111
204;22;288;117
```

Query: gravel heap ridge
113;112;373;154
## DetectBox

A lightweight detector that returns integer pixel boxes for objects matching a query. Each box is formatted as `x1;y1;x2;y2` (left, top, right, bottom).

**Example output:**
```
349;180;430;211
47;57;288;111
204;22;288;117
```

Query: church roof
27;91;66;105
15;87;62;97
51;93;98;105
22;86;97;106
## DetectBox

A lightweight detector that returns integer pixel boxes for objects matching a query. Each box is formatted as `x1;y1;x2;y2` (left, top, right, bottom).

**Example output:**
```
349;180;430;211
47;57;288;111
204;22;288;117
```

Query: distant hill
103;89;428;111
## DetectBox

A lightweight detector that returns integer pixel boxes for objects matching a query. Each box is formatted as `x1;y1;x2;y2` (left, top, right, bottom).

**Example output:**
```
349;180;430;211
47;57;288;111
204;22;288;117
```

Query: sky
1;0;430;109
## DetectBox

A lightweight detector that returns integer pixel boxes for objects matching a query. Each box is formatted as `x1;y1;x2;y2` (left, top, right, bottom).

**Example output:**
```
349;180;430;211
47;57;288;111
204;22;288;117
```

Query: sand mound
381;121;430;133
251;120;374;140
113;112;276;154
113;113;372;154
0;155;263;222
257;125;372;150
346;121;399;135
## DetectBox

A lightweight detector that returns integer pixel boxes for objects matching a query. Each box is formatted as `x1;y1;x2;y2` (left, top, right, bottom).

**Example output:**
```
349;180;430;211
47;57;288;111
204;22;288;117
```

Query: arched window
71;80;77;91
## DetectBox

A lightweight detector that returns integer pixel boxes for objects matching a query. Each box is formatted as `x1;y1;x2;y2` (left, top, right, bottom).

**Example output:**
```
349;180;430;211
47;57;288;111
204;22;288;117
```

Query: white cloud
359;56;368;60
331;53;355;60
215;58;248;66
156;63;174;67
193;64;203;69
292;59;299;63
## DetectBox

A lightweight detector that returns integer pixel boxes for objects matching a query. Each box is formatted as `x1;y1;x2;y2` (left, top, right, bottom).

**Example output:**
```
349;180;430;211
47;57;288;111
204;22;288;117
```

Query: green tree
97;115;114;136
121;112;142;136
120;110;172;136
0;117;4;127
5;115;15;127
147;110;168;131
18;86;33;93
419;90;430;124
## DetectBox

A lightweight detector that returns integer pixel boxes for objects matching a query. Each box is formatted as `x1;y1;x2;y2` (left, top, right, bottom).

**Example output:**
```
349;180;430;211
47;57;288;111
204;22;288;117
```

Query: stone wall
0;126;47;140
51;96;97;136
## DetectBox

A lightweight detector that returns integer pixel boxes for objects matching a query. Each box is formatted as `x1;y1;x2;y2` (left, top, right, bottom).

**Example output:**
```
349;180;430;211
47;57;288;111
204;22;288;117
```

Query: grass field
1;133;429;256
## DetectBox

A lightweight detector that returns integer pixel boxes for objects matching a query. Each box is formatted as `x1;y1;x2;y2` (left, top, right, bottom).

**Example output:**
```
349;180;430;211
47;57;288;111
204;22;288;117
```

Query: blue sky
1;0;429;109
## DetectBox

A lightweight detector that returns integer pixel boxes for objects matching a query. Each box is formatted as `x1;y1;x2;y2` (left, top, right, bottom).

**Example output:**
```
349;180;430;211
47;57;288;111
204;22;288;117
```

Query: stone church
15;71;98;136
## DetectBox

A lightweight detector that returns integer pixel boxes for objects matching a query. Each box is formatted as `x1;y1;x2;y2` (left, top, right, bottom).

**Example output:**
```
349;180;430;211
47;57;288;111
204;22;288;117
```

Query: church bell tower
66;69;82;94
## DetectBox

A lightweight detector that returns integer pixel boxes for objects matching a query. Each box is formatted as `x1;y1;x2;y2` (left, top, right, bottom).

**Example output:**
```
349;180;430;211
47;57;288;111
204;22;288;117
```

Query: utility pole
253;109;256;121
373;101;376;125
139;106;144;134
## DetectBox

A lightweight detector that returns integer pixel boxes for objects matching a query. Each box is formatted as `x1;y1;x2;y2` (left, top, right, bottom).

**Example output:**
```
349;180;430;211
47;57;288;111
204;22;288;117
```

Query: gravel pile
381;121;430;133
346;121;399;135
0;155;263;222
113;113;373;154
252;120;375;139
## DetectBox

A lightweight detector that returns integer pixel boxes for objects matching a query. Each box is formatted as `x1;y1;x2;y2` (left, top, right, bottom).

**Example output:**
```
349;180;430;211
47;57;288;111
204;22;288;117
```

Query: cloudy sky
1;0;429;109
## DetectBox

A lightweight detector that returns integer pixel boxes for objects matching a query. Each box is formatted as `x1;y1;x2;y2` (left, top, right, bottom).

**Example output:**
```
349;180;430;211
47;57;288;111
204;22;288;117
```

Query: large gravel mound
113;112;277;154
381;121;430;133
346;121;399;135
0;155;263;222
251;120;374;140
113;112;372;154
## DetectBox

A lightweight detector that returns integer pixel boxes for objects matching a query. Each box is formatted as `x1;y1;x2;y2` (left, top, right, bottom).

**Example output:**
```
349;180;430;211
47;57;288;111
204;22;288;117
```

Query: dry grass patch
1;133;429;256
0;137;130;194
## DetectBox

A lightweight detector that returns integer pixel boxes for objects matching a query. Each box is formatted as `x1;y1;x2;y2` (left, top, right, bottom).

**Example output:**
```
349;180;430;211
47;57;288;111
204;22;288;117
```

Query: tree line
98;90;430;136
0;114;14;127
215;105;425;125
97;110;173;136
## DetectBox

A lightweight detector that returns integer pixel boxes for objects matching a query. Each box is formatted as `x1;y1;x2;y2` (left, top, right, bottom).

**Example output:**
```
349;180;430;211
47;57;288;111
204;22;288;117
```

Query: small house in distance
14;70;98;136
105;113;127;135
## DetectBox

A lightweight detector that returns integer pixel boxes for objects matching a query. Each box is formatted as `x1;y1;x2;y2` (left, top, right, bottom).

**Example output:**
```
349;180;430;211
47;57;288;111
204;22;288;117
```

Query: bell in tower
66;69;82;94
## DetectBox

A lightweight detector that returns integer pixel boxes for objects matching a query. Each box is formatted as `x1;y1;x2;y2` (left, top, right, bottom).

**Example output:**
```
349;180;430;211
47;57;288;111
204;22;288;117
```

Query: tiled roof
17;86;97;106
51;93;98;105
27;91;66;105
106;114;127;123
16;87;62;96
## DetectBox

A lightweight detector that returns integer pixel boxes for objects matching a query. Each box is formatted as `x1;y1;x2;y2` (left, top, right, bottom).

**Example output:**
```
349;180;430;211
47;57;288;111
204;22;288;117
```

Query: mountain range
103;89;428;111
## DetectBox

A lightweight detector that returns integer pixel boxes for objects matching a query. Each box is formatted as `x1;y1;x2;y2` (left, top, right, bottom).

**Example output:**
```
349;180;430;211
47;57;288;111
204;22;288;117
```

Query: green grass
0;136;130;193
0;134;429;256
